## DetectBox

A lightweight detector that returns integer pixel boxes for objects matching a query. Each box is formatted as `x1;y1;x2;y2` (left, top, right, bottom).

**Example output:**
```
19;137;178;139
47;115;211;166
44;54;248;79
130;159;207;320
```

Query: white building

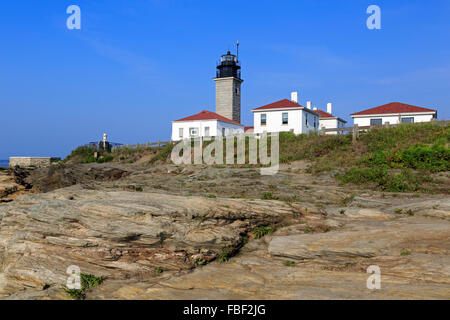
171;110;244;141
351;102;437;126
251;92;319;135
314;103;347;134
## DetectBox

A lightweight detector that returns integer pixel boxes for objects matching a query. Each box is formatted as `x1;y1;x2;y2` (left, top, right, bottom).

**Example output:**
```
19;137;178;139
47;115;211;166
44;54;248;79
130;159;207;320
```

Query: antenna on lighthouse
236;40;240;62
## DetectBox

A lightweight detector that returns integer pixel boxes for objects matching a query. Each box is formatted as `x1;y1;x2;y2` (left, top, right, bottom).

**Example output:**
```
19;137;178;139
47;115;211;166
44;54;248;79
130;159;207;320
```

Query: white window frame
401;117;414;124
261;114;266;126
370;118;382;126
189;127;199;137
282;112;288;125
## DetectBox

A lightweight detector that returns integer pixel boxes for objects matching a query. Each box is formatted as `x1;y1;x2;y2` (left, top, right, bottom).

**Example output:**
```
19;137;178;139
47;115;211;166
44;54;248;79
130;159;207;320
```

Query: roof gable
351;102;436;116
174;110;242;126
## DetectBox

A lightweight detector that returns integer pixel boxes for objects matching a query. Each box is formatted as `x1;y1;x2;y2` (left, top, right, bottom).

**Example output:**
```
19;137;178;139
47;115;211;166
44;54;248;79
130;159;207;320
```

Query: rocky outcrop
0;163;449;300
25;164;131;193
0;185;301;298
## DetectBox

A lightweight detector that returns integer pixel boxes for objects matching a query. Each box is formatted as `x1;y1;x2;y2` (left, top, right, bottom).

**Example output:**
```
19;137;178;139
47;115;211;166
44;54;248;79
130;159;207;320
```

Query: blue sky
1;0;449;159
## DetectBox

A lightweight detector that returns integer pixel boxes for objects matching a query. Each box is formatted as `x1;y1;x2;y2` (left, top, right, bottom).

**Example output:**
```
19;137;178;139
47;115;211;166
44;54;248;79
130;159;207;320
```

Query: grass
304;225;315;233
156;267;163;275
335;167;436;192
149;143;174;164
279;123;449;193
252;224;275;239
64;273;104;300
219;247;234;263
340;194;355;206
65;146;114;164
260;192;278;200
283;260;296;267
401;250;411;256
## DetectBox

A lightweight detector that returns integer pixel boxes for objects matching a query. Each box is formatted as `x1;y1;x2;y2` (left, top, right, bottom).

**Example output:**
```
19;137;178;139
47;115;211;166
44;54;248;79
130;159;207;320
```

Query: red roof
351;102;436;116
174;110;242;126
315;109;334;118
253;99;305;111
244;126;254;132
315;109;347;123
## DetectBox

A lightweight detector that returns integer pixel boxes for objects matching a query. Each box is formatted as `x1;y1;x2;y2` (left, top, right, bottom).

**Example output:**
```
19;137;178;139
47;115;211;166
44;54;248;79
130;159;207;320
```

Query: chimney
306;101;312;109
291;92;298;103
327;103;332;115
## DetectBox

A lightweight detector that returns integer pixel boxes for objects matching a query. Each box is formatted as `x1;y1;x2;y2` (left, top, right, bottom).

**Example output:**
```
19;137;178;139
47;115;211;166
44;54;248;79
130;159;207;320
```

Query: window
282;113;288;125
222;128;226;136
204;126;210;136
179;128;183;138
370;118;382;126
189;128;199;137
313;117;317;129
305;114;308;126
261;114;266;125
401;117;414;124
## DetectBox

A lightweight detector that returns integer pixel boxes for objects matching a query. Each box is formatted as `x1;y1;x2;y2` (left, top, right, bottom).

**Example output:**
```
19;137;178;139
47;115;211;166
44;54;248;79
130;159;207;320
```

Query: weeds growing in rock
283;260;295;267
252;224;275;239
63;273;104;300
340;194;355;206
260;192;278;200
219;247;233;262
401;250;411;256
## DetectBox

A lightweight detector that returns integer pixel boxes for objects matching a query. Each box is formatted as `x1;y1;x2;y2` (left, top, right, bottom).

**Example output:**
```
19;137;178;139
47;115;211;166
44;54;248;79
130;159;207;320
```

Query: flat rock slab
268;217;450;265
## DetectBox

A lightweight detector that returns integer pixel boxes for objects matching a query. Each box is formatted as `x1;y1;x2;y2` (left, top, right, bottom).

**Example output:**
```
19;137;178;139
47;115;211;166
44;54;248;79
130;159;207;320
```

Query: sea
0;159;9;167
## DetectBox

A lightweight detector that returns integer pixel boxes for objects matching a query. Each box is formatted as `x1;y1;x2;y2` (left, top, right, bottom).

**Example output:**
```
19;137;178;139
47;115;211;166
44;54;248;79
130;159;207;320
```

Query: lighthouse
214;47;243;123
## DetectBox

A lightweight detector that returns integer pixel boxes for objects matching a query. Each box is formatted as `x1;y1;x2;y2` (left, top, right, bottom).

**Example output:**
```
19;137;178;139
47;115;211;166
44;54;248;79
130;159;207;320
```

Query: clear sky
1;0;449;159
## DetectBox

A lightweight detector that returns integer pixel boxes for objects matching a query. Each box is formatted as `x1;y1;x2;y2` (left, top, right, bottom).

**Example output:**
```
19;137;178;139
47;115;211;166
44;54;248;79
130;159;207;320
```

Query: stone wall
9;157;54;168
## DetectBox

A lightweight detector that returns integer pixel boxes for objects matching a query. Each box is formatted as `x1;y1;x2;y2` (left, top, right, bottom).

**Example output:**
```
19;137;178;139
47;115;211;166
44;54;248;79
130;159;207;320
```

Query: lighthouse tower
214;49;243;123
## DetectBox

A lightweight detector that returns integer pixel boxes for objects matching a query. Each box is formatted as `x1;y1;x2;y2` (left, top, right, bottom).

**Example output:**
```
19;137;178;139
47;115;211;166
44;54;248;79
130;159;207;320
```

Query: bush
64;273;104;300
335;167;433;192
363;143;449;172
65;146;114;164
149;143;174;164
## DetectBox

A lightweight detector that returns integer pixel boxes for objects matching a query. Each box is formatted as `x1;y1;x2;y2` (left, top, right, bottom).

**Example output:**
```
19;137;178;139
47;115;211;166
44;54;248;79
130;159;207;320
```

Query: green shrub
65;146;114;164
149;143;174;164
64;273;104;300
335;167;433;192
363;143;449;172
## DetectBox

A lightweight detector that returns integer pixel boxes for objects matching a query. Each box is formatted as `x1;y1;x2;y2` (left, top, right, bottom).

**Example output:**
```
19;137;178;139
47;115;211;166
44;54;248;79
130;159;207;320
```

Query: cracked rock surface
0;163;449;299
